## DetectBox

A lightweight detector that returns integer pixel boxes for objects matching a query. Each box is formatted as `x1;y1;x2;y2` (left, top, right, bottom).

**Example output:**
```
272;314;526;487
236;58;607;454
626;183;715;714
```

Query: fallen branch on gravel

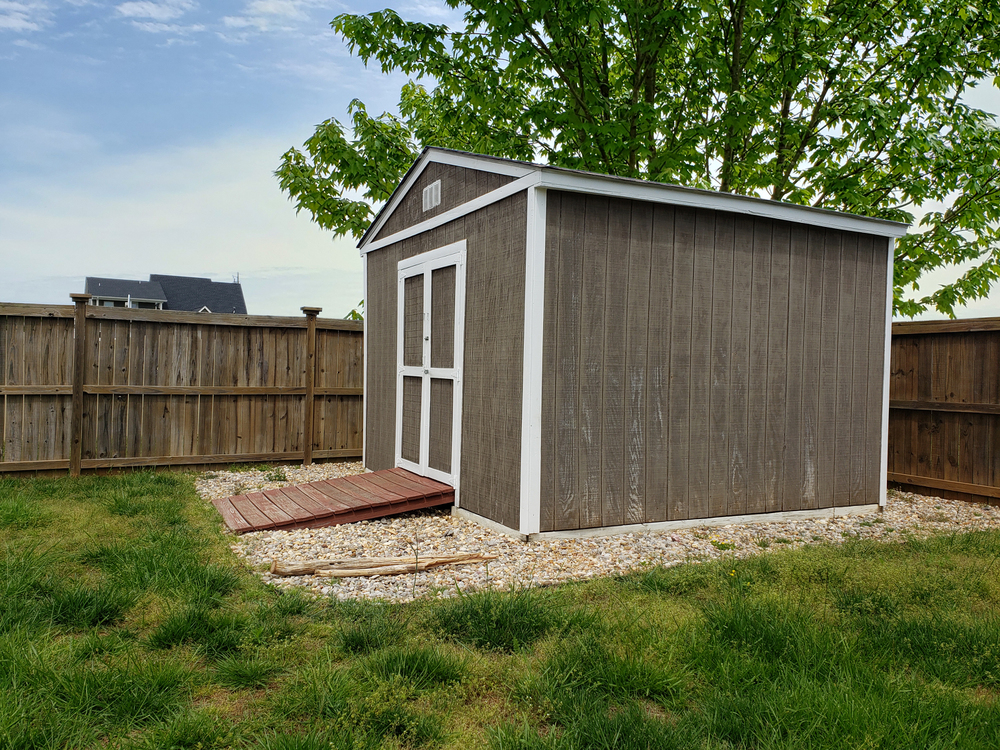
269;553;498;578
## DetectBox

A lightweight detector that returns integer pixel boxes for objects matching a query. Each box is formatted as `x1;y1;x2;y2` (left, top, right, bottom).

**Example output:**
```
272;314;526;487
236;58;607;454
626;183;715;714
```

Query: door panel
428;378;454;473
403;275;424;367
400;376;422;463
430;266;456;369
395;241;466;491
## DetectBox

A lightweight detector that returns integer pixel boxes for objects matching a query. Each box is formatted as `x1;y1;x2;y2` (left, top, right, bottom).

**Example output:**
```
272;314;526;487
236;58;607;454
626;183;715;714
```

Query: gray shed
358;148;908;539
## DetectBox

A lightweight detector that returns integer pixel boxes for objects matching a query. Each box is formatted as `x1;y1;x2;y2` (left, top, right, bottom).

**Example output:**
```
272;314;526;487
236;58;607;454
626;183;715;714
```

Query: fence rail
888;317;1000;502
0;297;363;474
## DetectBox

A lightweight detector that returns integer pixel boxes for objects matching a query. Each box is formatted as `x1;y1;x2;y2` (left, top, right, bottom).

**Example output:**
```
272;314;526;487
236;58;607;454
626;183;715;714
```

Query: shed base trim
454;505;880;542
451;507;529;542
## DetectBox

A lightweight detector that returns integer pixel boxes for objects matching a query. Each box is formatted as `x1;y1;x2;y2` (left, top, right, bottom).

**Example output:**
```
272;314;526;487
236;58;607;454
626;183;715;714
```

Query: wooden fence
888;317;1000;502
0;297;363;474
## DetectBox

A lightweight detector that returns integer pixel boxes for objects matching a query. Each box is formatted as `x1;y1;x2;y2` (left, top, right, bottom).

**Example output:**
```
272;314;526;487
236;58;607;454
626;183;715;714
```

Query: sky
0;1;998;320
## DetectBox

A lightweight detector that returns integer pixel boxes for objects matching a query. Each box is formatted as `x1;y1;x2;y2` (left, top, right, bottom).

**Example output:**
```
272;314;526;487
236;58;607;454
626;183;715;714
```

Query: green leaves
278;0;1000;316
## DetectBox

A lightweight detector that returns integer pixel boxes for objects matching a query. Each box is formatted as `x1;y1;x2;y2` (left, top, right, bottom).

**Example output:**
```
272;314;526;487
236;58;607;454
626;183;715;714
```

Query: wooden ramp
212;468;454;534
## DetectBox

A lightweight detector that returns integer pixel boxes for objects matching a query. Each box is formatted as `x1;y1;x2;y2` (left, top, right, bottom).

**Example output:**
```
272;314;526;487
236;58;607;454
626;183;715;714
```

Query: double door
395;241;466;488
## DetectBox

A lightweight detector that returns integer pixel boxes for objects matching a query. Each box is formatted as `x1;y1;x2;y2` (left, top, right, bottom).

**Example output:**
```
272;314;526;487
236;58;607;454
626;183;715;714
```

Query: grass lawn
2;471;999;749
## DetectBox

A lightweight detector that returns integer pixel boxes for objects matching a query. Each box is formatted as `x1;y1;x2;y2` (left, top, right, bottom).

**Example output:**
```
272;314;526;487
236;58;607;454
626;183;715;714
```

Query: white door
395;240;466;490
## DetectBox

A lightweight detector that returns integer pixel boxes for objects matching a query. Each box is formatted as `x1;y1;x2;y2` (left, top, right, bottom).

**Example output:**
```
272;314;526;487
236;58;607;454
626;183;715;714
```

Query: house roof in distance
149;274;247;314
85;277;167;302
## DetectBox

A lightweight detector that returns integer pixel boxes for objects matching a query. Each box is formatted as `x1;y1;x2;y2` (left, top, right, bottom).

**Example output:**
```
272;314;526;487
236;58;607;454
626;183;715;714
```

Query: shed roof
85;277;167;302
359;148;909;251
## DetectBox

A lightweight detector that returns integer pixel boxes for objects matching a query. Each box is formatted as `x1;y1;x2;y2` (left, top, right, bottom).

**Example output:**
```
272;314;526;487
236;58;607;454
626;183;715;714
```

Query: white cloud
130;20;203;33
222;0;332;34
115;0;194;22
0;1;51;32
0;134;362;317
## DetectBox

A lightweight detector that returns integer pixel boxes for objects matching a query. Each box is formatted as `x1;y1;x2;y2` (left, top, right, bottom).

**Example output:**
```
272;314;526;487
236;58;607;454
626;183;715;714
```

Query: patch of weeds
754;538;771;549
434;587;556;652
710;539;736;551
832;587;899;620
72;629;135;662
492;695;697;750
0;545;60;634
0;494;48;529
229;464;264;473
859;521;875;527
48;658;191;729
361;646;465;691
616;563;713;596
342;677;445;748
543;632;684;707
278;662;354;719
774;538;792;545
334;600;405;655
147;602;250;659
123;709;234;749
265;468;288;482
214;653;283;689
48;583;137;629
84;531;240;600
258;729;370;750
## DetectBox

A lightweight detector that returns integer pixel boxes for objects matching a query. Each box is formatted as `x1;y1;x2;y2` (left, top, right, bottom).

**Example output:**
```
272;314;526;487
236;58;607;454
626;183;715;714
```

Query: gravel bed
196;462;1000;603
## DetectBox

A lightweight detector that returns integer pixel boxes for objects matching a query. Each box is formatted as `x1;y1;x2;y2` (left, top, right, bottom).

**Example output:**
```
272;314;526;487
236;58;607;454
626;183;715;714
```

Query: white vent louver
422;180;441;212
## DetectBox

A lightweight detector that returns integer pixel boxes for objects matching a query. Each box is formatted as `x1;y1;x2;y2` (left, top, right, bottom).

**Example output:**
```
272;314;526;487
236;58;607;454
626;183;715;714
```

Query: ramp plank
213;468;455;533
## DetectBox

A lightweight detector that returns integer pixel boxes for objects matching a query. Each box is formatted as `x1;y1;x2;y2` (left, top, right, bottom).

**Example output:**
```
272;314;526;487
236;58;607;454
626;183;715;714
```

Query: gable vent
422;180;441;212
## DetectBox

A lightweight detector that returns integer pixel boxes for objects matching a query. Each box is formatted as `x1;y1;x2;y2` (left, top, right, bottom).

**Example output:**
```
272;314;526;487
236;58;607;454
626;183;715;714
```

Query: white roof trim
360;149;535;249
360;149;908;252
536;170;909;238
361;172;541;253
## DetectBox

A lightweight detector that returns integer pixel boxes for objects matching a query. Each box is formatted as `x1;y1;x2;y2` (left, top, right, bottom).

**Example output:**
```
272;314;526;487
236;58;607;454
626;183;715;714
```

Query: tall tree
277;0;1000;316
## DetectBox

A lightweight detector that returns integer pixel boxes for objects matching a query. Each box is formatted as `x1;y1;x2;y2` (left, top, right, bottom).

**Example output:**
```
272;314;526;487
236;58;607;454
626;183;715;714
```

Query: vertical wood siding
375;163;516;241
540;190;889;531
365;191;527;530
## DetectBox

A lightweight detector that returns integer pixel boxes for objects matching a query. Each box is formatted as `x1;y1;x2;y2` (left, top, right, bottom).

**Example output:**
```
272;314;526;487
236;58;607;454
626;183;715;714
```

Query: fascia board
536;170;910;238
360;172;541;254
358;149;537;252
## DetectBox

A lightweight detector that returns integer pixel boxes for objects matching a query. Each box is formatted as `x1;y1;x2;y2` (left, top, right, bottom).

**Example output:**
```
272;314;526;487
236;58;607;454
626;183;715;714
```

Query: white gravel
196;462;1000;603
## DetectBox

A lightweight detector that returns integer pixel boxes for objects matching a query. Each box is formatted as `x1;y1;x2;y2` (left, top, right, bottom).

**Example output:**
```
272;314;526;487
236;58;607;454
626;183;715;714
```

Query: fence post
301;307;322;466
69;293;92;477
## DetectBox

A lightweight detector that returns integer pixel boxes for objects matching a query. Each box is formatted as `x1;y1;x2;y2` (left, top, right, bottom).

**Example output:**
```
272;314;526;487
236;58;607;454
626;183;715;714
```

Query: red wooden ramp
212;468;454;534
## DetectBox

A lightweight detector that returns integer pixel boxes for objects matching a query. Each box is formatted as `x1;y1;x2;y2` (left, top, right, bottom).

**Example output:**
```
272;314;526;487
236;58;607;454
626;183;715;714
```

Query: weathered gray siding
540;190;888;531
366;192;527;530
374;162;517;241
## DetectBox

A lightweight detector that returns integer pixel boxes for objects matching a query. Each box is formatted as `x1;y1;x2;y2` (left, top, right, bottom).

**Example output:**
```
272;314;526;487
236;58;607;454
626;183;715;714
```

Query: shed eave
535;169;910;238
357;148;910;253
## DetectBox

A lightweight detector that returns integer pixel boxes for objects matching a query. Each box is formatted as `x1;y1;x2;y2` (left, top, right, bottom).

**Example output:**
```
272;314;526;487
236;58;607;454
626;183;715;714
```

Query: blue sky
1;1;998;319
0;0;461;317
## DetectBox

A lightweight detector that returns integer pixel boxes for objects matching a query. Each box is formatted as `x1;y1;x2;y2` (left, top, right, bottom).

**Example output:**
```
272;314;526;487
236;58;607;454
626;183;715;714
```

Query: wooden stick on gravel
270;553;497;578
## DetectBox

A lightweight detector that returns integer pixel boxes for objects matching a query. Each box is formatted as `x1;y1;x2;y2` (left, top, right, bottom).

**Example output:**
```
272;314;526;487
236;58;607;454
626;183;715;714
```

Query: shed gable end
374;162;517;242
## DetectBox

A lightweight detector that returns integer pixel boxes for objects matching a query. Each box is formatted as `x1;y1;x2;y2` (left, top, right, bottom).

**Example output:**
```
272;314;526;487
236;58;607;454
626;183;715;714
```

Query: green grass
2;471;1000;749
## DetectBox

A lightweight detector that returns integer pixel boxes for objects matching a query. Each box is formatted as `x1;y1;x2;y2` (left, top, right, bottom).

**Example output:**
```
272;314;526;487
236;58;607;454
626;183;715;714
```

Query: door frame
394;240;467;496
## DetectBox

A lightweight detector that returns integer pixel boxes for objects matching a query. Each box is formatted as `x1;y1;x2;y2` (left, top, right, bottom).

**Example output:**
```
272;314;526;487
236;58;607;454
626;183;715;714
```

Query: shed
358;148;909;539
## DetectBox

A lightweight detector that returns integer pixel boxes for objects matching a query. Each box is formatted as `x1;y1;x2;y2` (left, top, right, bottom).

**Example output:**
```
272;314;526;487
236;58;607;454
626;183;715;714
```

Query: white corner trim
362;172;541;253
519;186;546;535
362;252;368;468
880;238;895;507
535;171;909;239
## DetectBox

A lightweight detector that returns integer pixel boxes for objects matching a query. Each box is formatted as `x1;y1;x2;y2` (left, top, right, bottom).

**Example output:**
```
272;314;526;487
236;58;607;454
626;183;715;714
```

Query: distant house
84;275;247;314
